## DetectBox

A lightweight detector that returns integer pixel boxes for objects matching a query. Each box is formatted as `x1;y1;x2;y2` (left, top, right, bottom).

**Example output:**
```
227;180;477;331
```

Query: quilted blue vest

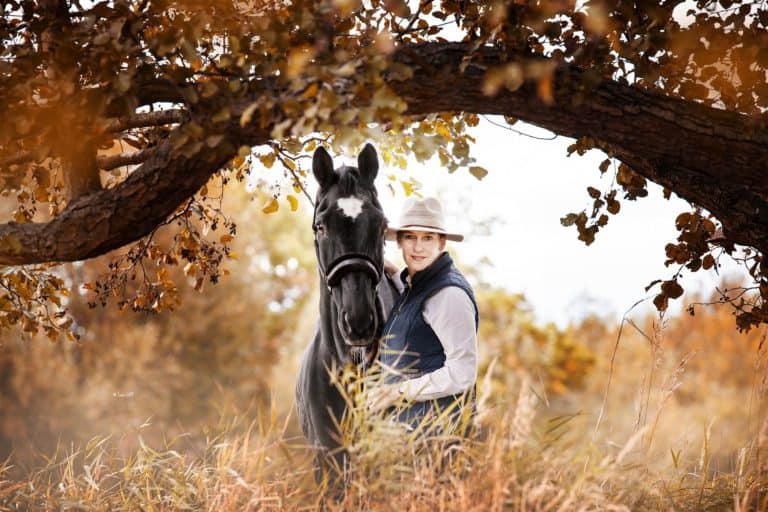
379;251;478;381
378;252;478;430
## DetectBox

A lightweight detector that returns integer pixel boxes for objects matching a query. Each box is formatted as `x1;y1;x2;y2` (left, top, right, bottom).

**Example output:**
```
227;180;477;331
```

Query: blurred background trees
0;184;315;462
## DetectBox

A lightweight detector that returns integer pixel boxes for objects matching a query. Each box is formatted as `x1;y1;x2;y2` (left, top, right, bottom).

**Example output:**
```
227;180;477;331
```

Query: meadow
0;198;765;510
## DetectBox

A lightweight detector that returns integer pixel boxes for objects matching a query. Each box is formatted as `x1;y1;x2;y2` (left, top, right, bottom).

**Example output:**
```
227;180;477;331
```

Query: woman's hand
366;384;402;413
383;259;399;276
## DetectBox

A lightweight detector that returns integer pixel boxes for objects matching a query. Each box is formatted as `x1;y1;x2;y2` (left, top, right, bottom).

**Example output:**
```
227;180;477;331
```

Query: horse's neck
318;288;348;365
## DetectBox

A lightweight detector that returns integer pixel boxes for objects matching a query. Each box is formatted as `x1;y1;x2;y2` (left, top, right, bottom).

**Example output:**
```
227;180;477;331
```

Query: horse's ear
357;143;378;184
312;147;336;190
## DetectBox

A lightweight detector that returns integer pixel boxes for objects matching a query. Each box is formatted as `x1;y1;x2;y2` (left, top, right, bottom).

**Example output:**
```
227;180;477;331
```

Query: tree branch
97;147;157;170
103;109;188;132
389;42;768;254
0;151;34;169
0;42;765;265
0;106;270;265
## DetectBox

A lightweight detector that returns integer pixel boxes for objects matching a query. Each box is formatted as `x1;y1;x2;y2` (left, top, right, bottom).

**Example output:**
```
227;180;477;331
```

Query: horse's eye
315;224;326;236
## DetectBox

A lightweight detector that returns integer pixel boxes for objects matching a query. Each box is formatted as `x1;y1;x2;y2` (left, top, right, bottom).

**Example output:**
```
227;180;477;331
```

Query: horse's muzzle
340;310;377;346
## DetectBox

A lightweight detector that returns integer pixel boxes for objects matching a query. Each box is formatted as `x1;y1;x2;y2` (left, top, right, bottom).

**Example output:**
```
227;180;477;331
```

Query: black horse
295;144;397;482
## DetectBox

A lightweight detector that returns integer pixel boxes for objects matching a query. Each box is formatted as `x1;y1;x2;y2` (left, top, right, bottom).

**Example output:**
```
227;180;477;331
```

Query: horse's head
312;143;386;349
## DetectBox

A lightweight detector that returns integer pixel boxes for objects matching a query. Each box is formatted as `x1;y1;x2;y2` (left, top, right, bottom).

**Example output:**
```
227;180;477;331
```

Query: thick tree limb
0;108;268;265
0;42;766;265
389;43;768;254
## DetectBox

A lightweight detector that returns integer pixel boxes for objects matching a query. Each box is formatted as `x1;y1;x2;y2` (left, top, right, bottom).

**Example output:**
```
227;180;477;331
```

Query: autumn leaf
240;102;258;127
469;166;489;180
259;153;276;168
262;197;279;214
661;279;684;299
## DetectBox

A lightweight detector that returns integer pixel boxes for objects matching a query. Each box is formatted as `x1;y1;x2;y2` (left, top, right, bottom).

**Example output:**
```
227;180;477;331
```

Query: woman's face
398;230;446;276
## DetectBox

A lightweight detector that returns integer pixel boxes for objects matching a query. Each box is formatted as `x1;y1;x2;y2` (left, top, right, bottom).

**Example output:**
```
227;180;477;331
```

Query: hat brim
385;225;464;242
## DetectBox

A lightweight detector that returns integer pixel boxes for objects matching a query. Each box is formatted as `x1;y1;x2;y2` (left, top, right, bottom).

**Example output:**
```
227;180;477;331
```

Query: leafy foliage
476;287;595;397
0;0;766;333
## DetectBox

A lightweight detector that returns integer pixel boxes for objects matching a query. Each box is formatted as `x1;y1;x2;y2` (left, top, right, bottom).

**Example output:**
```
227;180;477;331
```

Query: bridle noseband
323;253;382;288
314;238;383;291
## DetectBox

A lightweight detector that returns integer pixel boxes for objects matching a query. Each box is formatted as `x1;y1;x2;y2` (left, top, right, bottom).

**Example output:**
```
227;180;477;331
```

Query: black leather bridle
312;206;386;369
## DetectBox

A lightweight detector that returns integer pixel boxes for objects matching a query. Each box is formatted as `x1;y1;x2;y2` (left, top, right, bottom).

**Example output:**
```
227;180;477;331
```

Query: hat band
398;224;447;233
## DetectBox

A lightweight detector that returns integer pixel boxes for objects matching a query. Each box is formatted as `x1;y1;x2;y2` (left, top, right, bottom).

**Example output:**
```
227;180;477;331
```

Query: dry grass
2;294;768;511
2;359;766;512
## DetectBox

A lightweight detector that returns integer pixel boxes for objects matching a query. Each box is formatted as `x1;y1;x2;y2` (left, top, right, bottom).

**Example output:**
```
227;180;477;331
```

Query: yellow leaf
35;186;48;202
240;102;258;127
287;194;299;211
537;74;554;105
262;197;279;214
259;152;276;168
469;166;488;180
401;181;414;196
286;45;315;78
211;107;231;124
302;82;320;99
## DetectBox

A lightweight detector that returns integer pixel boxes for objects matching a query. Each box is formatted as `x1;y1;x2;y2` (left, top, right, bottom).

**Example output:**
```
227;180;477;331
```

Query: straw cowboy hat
385;197;464;242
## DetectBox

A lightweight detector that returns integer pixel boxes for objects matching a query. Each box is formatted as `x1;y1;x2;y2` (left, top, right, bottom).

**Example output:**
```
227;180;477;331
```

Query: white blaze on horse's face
336;196;364;220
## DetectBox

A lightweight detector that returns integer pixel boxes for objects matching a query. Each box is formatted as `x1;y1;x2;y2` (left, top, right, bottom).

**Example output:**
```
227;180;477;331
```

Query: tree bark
0;42;765;264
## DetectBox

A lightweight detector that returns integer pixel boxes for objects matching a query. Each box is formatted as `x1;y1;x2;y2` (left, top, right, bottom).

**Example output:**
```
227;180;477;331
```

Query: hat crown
398;197;446;231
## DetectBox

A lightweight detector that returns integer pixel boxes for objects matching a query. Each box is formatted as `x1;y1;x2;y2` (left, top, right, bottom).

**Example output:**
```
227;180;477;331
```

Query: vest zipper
383;284;410;348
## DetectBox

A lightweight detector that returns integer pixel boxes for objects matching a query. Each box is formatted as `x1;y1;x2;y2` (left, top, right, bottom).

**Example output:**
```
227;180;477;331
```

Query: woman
368;197;479;434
